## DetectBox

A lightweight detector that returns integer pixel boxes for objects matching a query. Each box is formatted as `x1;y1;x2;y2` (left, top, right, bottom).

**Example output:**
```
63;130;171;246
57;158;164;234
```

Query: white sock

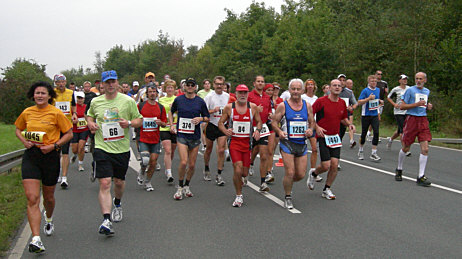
350;139;354;144
397;149;406;170
372;149;377;154
32;236;41;242
166;169;172;176
62;176;67;182
419;154;428;178
359;146;364;152
78;160;83;165
45;215;52;222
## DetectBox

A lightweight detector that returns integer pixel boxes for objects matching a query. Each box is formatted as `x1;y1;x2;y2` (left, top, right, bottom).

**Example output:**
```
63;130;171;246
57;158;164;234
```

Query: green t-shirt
158;95;176;131
87;93;142;153
197;89;211;99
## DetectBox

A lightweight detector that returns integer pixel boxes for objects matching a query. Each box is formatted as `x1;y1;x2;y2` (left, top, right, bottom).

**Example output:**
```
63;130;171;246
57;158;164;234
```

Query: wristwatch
128;120;132;127
54;143;61;151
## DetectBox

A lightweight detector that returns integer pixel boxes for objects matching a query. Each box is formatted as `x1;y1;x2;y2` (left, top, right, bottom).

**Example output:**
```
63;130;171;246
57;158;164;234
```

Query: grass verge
0;123;23;155
0;167;26;257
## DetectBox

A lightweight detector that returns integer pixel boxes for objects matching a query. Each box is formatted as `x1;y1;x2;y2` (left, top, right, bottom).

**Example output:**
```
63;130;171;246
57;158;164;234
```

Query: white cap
75;91;85;98
133;81;140;86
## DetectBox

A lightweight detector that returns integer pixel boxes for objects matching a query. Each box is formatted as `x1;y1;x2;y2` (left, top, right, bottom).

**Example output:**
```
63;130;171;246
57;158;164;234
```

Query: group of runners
15;70;434;253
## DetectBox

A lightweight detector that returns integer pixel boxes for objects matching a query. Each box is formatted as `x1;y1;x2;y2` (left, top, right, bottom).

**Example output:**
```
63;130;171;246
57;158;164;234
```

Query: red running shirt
311;96;347;137
248;89;271;125
229;103;252;152
73;103;88;133
138;102;167;144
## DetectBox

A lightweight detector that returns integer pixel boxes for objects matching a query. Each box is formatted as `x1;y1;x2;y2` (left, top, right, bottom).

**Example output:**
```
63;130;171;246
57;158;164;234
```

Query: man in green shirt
87;70;142;236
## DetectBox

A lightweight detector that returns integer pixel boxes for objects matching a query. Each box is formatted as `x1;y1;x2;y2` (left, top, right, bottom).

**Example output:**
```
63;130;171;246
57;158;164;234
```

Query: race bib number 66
102;122;124;142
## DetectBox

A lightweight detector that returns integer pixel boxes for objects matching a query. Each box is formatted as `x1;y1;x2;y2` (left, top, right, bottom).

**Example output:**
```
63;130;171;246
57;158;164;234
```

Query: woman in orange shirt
15;81;72;253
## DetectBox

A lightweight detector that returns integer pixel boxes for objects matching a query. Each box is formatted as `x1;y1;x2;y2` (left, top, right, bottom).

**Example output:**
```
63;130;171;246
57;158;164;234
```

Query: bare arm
218;104;232;136
271;102;286;138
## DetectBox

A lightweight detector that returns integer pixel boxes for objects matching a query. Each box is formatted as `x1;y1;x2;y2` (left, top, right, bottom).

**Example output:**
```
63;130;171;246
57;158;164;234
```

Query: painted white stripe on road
246;181;301;213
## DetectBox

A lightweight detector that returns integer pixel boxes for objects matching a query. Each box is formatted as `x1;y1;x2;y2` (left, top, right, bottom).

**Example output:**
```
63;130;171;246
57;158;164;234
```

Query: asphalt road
8;135;462;258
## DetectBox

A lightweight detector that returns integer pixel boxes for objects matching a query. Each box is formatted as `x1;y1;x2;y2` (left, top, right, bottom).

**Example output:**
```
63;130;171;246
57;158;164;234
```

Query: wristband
54;143;61;151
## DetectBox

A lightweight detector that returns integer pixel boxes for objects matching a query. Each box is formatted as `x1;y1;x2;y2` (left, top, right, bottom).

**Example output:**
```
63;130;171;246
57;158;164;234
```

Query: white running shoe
358;150;364;160
111;199;123;222
249;165;254;176
28;238;45;253
307;172;315;190
166;172;174;184
78;165;84;171
406;151;412;157
322;188;336;200
242;177;248;186
174;186;183;200
259;182;269;192
155;163;161;171
386;137;392;150
60;179;68;189
145;182;154;192
98;219;114;235
57;176;62;183
232;195;243;207
203;169;211;181
370;153;381;161
137;169;145;186
265;172;275;183
183;186;193;197
284;196;294;210
216;174;225;186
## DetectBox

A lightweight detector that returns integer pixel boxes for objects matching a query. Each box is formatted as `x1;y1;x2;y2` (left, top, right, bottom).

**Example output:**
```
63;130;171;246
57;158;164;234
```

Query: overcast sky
0;0;285;78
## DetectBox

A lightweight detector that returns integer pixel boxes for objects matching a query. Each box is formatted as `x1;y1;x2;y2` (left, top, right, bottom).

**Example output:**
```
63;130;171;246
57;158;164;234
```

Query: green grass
0;123;23;155
0;168;26;257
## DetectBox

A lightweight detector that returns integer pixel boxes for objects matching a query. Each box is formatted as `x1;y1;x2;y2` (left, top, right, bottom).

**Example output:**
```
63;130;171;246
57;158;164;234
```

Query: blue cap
101;70;118;82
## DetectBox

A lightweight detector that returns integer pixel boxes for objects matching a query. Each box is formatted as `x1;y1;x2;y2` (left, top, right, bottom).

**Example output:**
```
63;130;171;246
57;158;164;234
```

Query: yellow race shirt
15;105;73;146
53;88;74;121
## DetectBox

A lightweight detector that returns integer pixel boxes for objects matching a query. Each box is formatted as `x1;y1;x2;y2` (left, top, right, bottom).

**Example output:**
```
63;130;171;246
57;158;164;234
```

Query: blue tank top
283;100;308;144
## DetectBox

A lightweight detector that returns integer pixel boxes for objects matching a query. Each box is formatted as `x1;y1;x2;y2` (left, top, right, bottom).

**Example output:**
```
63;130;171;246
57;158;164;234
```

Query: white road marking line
246;181;301;214
130;148;141;172
9;197;44;259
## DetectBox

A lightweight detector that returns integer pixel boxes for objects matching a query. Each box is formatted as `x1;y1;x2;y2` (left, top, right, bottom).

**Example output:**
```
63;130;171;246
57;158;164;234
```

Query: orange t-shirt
90;87;100;95
15;105;73;146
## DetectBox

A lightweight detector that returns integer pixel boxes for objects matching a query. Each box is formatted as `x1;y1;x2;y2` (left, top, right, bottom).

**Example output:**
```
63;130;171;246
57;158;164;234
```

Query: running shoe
309;168;322;182
183;186;194;197
111;199;123;222
200;144;206;152
71;154;77;164
60;179;68;189
386;137;392;150
84;144;90;153
166;172;174;184
57;176;62;183
242;177;247;186
43;221;54;236
98;219;114;235
145;182;154;192
307;172;315;190
366;135;372;142
358;150;364;160
173;186;183;200
203;168;211;181
249;165;254;176
78;165;84;171
284;196;294;209
265;172;275;183
156;163;161;171
370;153;381;161
90;161;96;182
259;182;269;192
406;151;412;157
28;239;45;253
416;175;431;187
137;169;145;186
322;188;336;200
337;164;341;170
216;174;225;186
395;169;403;181
232;195;243;207
350;141;356;148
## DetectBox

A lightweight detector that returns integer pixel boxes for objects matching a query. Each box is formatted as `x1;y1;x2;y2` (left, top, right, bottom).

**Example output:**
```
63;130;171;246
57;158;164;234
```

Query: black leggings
360;116;379;145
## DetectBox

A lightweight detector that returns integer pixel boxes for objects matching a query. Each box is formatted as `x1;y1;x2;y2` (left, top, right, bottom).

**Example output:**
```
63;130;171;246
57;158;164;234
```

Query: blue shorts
177;137;201;149
139;141;161;154
279;138;308;157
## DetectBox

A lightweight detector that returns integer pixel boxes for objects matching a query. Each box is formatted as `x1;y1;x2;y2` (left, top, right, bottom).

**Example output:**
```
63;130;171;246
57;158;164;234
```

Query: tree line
1;0;460;134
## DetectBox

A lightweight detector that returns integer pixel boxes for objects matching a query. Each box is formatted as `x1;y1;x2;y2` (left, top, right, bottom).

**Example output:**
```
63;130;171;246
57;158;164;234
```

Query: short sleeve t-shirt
53;88;74;121
138;101;167;144
248;89;271;124
158;95;177;132
388;85;409;115
401;85;430;116
197;89;211;99
171;95;210;140
204;91;230;126
87;93;143;153
73;103;88;133
15;105;73;146
359;86;381;116
312;96;347;138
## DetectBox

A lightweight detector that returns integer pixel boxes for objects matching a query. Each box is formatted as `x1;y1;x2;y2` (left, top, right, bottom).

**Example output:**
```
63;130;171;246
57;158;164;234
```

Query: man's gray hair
288;78;304;91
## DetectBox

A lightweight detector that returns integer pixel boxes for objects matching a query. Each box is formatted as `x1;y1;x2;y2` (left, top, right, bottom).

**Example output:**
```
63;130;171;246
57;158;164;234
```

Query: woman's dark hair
27;81;56;104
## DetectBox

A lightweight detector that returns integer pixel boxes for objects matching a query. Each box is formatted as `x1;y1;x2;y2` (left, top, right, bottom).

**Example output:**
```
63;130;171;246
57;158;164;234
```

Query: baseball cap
272;82;280;89
337;74;346;79
101;70;118;82
264;83;274;91
185;77;196;85
54;74;66;81
75;91;85;98
145;72;155;78
235;84;249;92
132;81;140;87
399;74;408;80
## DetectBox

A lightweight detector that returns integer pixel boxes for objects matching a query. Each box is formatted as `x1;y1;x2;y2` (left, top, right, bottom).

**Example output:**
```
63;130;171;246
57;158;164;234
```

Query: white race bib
254;123;270;138
325;134;342;148
213;107;224;118
22;131;46;145
341;98;349;107
102;122;124;142
368;99;379;111
143;117;158;132
178;117;195;134
415;93;428;108
56;101;70;115
232;121;251;137
288;121;307;138
77;118;87;129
